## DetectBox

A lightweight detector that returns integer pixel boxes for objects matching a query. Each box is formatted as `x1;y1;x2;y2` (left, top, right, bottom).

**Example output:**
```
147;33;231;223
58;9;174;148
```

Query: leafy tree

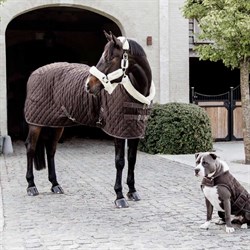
182;0;250;163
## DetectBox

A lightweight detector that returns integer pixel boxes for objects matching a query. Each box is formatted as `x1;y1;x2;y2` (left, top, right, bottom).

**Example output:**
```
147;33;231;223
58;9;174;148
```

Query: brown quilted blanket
100;84;152;139
25;62;151;139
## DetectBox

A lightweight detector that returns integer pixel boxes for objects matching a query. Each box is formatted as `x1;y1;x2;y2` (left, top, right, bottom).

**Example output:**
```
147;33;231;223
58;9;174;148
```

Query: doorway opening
6;6;121;140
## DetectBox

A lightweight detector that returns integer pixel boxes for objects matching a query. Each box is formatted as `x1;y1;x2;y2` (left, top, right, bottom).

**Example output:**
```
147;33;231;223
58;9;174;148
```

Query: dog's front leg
223;199;235;233
200;198;213;230
216;211;226;225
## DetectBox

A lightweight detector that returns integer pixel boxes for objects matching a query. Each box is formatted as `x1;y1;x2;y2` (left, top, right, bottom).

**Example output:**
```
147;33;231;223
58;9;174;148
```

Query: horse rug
24;62;152;139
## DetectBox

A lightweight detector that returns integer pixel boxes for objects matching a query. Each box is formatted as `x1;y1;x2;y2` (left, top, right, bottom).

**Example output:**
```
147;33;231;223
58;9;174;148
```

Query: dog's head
194;152;219;178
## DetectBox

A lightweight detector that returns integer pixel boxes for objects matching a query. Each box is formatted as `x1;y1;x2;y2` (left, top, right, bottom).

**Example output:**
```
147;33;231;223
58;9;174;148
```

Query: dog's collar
201;177;215;187
201;171;229;187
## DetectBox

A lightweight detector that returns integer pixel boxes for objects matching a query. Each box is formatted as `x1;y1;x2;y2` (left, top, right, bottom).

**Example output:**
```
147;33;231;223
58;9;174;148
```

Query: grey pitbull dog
195;152;250;233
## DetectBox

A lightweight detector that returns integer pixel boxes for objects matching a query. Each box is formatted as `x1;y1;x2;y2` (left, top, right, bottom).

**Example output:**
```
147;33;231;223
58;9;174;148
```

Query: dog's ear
195;153;200;159
209;153;217;160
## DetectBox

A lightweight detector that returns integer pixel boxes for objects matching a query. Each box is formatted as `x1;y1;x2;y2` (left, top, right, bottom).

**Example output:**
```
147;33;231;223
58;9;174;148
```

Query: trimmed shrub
139;102;213;154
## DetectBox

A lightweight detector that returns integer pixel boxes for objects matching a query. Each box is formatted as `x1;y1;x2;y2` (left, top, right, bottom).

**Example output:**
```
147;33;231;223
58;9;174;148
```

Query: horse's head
86;31;153;101
86;31;128;95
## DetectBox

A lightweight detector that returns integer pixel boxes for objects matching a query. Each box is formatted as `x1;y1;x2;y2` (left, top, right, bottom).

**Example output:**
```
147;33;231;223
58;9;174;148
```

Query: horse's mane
127;39;146;57
126;39;151;96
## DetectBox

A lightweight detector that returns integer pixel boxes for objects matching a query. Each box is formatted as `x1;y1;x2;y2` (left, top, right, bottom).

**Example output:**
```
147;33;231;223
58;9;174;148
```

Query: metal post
229;87;234;141
191;87;195;104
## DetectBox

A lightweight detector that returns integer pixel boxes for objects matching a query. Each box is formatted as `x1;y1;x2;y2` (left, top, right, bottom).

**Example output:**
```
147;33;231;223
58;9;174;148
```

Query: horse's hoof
115;198;129;208
127;191;141;201
27;186;39;196
51;185;64;194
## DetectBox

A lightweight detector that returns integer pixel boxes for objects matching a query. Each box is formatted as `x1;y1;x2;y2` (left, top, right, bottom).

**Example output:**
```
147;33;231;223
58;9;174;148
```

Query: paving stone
0;139;249;250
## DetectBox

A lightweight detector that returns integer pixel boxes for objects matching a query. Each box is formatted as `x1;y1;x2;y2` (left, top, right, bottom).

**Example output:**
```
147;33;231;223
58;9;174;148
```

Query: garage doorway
6;6;121;140
189;58;241;141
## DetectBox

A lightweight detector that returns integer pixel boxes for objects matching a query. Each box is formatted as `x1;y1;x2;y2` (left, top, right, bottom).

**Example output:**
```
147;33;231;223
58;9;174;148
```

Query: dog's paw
200;221;210;230
240;223;248;229
225;226;235;233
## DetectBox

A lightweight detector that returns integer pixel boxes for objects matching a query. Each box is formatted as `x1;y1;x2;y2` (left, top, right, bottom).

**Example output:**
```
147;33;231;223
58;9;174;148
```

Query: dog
195;152;250;233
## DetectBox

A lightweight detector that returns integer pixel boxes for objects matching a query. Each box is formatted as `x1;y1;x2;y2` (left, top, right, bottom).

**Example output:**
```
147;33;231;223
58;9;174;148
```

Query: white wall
0;0;189;136
159;0;189;103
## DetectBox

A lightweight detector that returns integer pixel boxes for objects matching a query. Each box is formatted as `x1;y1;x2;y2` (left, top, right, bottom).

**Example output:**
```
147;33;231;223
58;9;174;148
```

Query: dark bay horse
24;31;155;208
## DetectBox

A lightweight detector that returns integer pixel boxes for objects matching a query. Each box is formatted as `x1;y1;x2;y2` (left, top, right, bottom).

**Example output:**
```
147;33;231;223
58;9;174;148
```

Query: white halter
88;37;155;105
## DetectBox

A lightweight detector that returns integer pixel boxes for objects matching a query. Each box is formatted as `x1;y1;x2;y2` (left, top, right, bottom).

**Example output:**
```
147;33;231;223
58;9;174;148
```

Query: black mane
127;39;146;57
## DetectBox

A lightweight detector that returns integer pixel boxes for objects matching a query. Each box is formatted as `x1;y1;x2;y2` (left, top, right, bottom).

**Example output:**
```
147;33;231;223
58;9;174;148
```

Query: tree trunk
240;59;250;164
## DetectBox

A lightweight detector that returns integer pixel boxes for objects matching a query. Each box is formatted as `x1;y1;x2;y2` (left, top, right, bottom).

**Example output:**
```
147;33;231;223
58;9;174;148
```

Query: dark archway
6;6;121;140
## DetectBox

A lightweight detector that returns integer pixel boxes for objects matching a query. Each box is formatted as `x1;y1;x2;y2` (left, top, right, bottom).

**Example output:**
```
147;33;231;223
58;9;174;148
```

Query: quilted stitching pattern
25;62;99;127
24;62;151;139
100;85;152;139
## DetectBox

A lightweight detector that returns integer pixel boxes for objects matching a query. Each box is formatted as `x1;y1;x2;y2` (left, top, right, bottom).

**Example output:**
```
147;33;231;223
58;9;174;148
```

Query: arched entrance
6;6;121;140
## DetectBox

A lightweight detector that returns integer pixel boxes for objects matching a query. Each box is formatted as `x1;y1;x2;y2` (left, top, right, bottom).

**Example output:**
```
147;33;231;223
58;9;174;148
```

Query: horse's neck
128;62;151;96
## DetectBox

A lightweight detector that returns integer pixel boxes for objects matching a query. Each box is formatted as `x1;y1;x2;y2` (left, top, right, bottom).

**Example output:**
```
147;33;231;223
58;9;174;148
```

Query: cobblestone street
0;139;249;250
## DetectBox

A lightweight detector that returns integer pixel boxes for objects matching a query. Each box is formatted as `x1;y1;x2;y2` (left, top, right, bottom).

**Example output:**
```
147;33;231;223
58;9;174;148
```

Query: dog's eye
202;161;208;167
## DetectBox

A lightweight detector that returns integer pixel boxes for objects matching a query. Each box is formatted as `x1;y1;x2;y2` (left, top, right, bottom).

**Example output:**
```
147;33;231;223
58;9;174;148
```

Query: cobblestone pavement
0;139;249;250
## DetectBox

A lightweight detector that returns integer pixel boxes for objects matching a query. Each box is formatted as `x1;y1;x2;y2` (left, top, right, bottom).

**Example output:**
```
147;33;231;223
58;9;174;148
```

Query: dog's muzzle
195;168;200;177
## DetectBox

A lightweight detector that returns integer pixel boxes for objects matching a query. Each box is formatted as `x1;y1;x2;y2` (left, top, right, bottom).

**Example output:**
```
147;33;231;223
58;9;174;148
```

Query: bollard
3;135;13;155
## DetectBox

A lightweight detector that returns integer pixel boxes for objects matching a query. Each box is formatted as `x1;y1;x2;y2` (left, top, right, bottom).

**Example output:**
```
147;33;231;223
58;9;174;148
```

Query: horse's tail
34;138;46;171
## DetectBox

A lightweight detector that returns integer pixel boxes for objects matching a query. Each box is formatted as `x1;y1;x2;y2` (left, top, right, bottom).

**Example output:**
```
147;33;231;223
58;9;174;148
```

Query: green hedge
139;102;213;154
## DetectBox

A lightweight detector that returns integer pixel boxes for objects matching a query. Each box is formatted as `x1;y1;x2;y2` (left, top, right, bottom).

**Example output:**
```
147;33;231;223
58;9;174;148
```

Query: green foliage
182;0;250;162
182;0;250;68
139;103;213;155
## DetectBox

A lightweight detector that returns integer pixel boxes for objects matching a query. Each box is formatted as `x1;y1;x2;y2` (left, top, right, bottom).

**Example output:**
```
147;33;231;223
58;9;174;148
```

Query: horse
24;31;155;208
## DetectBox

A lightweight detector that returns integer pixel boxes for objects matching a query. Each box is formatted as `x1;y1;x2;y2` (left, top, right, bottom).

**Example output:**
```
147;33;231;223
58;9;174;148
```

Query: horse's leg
127;138;141;201
114;138;129;208
25;125;42;196
44;128;64;194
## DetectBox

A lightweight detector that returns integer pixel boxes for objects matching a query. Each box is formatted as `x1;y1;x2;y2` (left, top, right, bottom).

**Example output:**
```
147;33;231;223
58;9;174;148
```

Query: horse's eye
106;57;114;63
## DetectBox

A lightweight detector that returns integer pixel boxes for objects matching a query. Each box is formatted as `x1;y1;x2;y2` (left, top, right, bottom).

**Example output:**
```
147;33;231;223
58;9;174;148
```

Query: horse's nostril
195;169;200;175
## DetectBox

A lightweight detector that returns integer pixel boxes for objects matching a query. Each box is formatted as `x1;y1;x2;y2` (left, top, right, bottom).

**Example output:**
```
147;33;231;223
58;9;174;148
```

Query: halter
88;37;155;105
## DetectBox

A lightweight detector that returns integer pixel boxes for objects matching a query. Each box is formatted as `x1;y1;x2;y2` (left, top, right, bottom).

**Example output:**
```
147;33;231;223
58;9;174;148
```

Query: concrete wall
0;0;189;137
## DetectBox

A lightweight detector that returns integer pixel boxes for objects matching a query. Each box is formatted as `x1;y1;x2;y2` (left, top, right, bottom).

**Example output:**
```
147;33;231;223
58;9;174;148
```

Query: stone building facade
0;0;189;139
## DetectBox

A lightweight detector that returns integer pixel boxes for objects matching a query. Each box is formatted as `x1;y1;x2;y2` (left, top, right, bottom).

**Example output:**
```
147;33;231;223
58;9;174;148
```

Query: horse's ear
111;34;123;48
104;30;112;41
104;30;122;48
